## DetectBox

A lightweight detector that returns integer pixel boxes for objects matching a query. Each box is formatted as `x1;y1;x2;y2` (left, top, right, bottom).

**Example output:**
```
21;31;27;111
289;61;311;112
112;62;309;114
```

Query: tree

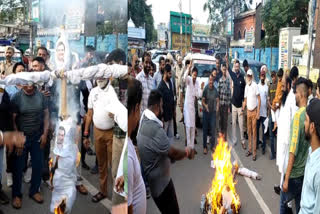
128;0;156;42
0;0;27;24
203;0;252;35
261;0;308;48
96;0;127;37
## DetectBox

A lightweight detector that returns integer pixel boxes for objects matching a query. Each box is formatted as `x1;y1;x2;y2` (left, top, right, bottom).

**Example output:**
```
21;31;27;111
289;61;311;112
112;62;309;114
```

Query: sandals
203;148;207;155
29;193;44;204
12;197;22;209
92;192;106;203
246;151;252;157
253;156;257;161
76;184;88;195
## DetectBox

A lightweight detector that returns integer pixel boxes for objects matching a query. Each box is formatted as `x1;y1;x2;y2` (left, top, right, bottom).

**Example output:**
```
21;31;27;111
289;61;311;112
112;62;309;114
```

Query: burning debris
201;137;241;214
54;198;67;214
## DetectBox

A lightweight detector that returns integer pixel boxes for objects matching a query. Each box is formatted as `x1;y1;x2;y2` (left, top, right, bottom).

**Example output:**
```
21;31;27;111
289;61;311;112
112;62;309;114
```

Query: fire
49;158;54;187
206;137;241;213
54;198;66;214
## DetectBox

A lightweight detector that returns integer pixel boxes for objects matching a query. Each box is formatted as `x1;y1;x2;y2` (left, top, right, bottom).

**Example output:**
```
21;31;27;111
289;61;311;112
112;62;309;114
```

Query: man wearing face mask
84;76;114;203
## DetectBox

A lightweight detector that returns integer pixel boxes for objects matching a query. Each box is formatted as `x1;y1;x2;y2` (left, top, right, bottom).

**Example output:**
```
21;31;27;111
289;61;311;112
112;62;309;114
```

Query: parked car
185;53;216;127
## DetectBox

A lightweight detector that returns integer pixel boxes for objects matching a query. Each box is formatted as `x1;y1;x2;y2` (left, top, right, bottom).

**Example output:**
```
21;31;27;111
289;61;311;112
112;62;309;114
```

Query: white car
185;53;216;127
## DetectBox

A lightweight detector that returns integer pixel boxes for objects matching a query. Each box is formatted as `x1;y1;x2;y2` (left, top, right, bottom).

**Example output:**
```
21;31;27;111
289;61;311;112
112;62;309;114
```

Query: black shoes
274;185;281;195
244;132;248;140
0;190;9;205
82;162;90;170
90;165;98;174
87;147;96;156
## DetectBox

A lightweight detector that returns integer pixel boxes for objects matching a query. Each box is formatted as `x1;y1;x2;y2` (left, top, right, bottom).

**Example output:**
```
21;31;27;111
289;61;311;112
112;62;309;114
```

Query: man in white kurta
276;77;298;187
183;66;202;150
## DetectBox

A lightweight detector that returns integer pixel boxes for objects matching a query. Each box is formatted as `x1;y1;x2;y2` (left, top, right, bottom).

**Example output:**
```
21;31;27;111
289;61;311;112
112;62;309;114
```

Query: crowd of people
128;50;320;214
0;45;128;214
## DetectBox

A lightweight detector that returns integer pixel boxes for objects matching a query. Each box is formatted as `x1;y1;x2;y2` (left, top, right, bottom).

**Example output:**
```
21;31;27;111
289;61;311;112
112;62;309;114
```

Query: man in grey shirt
11;83;49;208
137;90;194;214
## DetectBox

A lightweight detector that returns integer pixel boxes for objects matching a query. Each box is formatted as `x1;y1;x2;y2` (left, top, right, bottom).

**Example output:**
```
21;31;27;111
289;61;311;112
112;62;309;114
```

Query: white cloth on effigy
238;167;260;180
65;64;128;84
50;117;79;214
103;83;127;132
276;88;298;187
0;71;53;86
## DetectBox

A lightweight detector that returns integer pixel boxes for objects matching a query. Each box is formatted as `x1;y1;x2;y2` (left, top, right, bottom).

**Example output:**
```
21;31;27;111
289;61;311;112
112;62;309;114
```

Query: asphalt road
147;110;281;214
1;144;111;214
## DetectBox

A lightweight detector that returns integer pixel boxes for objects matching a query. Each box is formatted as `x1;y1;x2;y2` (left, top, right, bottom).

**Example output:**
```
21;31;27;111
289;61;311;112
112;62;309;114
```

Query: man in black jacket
158;64;175;144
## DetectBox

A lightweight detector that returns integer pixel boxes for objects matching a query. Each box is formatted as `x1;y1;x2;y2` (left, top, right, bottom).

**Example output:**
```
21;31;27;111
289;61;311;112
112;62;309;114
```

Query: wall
231;47;279;71
35;34;128;56
234;15;256;40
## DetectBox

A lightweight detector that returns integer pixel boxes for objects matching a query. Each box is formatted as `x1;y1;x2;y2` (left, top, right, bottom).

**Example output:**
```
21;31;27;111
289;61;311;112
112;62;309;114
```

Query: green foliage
128;0;156;42
261;0;309;48
0;0;27;24
96;0;127;38
204;0;250;35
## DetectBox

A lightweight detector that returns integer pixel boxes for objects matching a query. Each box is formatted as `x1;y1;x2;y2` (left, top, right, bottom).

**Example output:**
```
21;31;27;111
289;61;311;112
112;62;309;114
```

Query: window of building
244;29;246;39
238;30;241;40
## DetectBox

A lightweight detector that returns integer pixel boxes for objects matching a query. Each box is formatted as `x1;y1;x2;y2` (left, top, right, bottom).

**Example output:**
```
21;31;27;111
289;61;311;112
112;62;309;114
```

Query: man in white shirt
136;52;155;115
256;70;269;155
84;77;115;203
243;69;261;161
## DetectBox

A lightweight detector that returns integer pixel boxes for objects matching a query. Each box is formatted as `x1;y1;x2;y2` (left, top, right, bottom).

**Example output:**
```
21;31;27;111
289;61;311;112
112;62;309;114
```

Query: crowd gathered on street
128;49;320;214
0;45;129;214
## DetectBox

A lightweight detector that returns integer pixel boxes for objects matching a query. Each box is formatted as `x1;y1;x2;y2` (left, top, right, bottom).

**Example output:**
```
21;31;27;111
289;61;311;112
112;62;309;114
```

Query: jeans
12;132;43;198
153;179;180;214
280;176;304;214
256;116;266;151
269;115;276;158
164;119;174;145
202;111;216;150
219;105;229;138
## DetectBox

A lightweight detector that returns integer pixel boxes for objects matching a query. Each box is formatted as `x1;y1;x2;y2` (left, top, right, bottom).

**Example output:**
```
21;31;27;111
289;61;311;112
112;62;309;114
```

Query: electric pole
307;0;316;79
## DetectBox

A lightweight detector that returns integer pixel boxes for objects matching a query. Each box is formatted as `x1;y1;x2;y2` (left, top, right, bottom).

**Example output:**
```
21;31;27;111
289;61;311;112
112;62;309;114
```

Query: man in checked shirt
216;63;232;140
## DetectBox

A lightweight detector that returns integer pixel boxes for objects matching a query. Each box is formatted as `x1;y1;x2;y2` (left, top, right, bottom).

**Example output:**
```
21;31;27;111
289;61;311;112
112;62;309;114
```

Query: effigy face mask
53;117;76;157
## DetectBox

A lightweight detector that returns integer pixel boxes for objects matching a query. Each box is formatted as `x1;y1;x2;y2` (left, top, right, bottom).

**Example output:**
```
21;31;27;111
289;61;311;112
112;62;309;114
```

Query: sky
146;0;262;27
146;0;209;26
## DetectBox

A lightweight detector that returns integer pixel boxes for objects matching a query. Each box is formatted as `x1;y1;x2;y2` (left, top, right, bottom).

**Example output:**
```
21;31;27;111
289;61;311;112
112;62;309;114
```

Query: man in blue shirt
299;98;320;214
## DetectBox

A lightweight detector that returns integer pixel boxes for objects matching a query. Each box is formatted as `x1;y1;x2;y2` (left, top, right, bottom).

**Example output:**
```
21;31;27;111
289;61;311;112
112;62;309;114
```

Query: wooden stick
60;70;68;119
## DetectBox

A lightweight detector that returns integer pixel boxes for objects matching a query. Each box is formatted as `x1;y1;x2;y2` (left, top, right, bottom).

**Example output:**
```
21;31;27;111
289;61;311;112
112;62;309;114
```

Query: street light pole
28;0;33;54
307;0;316;79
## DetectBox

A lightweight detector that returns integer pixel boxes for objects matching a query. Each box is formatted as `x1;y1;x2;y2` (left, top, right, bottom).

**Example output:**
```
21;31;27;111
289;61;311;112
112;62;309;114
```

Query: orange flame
206;137;241;213
54;198;66;214
49;158;54;186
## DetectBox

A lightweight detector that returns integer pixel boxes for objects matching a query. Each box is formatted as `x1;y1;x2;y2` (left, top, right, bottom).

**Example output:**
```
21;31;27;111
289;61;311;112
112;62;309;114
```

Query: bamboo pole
60;70;68;119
